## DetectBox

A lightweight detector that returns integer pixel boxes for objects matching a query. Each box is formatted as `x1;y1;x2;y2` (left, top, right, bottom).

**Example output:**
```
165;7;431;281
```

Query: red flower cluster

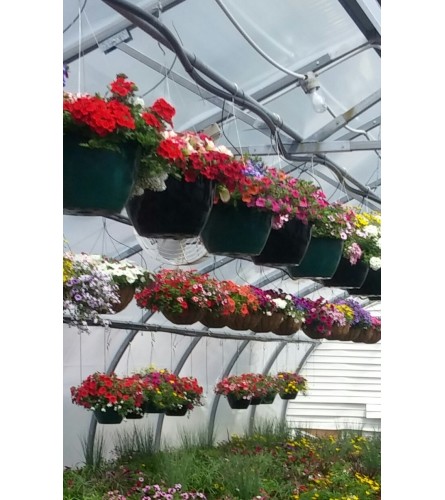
70;372;146;416
150;98;176;124
71;369;205;415
109;75;136;97
215;372;307;399
135;269;228;315
156;131;246;189
134;368;204;409
63;96;136;136
135;269;262;317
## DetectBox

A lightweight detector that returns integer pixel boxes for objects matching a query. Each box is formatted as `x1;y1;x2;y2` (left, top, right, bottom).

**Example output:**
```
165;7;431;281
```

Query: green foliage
64;426;381;500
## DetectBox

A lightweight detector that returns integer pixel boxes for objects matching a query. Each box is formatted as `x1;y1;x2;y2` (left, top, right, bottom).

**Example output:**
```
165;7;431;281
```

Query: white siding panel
285;340;381;432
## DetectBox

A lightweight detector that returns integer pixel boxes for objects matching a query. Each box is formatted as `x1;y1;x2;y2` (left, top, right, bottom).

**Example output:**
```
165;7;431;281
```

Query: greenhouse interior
60;0;386;498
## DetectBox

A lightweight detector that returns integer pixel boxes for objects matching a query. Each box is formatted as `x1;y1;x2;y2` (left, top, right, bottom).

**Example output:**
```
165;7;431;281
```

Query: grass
64;420;381;500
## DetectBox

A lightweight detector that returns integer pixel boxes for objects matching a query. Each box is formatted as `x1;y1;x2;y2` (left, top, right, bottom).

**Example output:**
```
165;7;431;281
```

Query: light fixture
301;71;327;113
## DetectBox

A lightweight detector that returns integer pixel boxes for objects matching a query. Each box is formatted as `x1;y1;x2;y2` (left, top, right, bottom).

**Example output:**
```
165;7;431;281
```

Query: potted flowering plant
127;129;245;239
250;161;329;266
219;281;261;331
70;372;146;424
134;269;215;325
249;287;286;333
63;74;175;215
198;277;236;329
247;374;278;405
270;291;305;336
214;374;254;409
345;211;381;297
328;302;355;340
201;156;327;258
335;298;373;342
88;255;152;313
275;372;308;400
294;297;340;339
132;368;185;414
63;252;120;332
286;202;356;280
353;315;381;344
165;375;205;416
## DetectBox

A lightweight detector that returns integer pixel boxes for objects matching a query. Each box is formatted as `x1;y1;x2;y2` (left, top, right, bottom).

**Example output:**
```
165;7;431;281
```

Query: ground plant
64;423;380;500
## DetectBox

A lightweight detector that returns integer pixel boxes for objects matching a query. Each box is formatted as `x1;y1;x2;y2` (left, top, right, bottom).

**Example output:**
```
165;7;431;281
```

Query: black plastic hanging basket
323;258;369;289
252;219;312;266
126;176;214;239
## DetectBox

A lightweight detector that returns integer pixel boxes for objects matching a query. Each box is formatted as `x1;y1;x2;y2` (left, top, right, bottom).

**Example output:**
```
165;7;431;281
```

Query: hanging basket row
302;323;380;344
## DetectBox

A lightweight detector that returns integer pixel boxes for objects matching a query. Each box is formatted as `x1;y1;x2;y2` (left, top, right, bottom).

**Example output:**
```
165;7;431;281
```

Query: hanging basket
348;326;364;342
250;397;262;406
363;329;381;344
165;405;189;416
226;393;250;409
251;312;285;333
225;313;261;331
301;322;329;340
348;268;381;299
327;324;352;341
142;401;165;414
94;408;123;424
111;286;136;313
200;311;228;329
353;327;381;344
272;317;302;336
285;237;344;280
125;411;144;420
200;203;272;257
280;392;298;400
252;219;312;266
259;392;277;405
64;135;138;216
162;307;204;325
324;258;369;289
250;393;277;405
126;176;214;239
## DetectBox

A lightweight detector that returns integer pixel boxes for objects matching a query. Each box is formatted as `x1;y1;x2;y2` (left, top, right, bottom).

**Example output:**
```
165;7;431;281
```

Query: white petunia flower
216;145;234;157
271;298;287;309
363;224;379;237
369;256;381;270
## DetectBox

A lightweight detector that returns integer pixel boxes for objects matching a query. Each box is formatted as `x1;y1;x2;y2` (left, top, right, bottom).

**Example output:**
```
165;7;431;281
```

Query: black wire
102;221;149;269
140;55;177;97
63;0;88;34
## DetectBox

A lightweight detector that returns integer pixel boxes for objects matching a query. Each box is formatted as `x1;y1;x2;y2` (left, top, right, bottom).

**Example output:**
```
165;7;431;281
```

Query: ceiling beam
304;90;381;142
237;140;380;155
63;0;186;64
337;0;381;55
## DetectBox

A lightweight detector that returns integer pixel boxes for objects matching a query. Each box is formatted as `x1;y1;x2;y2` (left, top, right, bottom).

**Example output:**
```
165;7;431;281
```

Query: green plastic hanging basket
200;203;272;257
64;135;138;216
285;237;344;280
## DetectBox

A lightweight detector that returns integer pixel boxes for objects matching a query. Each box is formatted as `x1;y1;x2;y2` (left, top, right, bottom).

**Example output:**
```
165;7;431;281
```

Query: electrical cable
213;0;306;80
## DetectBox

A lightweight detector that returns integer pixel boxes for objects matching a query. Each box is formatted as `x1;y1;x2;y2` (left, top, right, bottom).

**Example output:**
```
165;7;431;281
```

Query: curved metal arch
153;335;202;451
207;339;250;445
279;341;319;424
248;341;290;434
85;309;155;462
